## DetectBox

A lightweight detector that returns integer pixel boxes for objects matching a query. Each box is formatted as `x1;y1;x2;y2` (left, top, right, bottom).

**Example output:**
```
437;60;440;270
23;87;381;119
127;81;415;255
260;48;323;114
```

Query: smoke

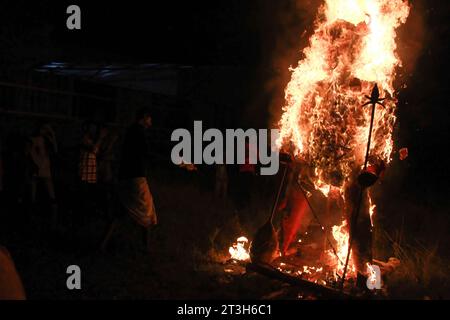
241;0;322;128
395;0;426;87
262;0;324;129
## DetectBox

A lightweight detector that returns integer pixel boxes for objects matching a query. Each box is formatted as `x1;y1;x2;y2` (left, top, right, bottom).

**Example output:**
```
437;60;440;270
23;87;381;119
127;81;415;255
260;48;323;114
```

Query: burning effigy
228;0;410;293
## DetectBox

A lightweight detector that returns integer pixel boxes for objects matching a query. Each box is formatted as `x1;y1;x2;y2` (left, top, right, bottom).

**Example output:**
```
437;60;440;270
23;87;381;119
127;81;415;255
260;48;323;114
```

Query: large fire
277;0;410;280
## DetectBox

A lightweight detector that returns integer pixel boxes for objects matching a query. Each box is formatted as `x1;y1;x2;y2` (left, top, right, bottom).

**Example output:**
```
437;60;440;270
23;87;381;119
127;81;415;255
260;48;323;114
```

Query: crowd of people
0;106;268;248
0;108;162;299
0;108;159;245
0;107;274;299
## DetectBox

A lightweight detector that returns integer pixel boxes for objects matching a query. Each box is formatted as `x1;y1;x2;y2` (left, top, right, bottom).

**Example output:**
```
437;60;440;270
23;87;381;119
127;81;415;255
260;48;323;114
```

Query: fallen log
246;262;356;300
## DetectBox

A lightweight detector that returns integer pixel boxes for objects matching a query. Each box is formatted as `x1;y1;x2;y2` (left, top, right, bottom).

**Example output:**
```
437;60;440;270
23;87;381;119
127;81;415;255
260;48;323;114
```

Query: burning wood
274;0;410;287
246;262;354;299
227;0;411;293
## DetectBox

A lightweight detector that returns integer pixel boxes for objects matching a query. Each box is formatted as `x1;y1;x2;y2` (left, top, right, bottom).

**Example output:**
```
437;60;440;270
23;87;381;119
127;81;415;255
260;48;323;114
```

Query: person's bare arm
83;130;107;154
0;246;26;300
42;127;58;153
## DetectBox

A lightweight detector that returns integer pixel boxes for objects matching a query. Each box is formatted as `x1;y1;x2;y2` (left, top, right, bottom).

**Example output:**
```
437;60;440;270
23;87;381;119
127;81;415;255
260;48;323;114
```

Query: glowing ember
229;236;250;261
303;266;312;275
302;265;323;275
399;147;408;160
277;0;410;279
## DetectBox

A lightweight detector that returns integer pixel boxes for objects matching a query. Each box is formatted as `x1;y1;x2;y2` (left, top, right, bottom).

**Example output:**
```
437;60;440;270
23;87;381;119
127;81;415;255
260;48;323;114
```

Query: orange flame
229;236;250;261
368;192;376;227
278;0;410;279
328;220;356;279
278;0;409;187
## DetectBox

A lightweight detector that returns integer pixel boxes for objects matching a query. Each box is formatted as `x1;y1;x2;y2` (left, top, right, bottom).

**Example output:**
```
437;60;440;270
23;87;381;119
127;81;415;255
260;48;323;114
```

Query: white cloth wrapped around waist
118;177;157;227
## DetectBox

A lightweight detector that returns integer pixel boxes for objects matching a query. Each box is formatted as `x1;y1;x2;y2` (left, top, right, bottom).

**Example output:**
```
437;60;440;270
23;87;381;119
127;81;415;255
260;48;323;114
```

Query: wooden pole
340;84;382;290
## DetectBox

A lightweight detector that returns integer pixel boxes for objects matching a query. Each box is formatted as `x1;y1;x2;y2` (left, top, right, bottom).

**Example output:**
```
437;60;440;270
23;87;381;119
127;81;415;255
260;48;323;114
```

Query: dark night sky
34;1;262;65
1;0;448;72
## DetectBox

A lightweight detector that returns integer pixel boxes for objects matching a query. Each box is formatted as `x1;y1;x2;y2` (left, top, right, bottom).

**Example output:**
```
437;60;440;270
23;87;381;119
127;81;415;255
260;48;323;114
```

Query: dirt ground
0;166;448;300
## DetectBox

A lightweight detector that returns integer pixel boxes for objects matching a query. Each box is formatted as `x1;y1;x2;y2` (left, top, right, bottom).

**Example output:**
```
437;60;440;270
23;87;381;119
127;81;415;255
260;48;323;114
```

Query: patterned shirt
79;134;99;184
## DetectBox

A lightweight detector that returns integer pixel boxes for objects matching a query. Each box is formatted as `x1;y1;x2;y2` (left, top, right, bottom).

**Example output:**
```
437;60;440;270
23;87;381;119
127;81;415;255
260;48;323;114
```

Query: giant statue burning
276;0;410;288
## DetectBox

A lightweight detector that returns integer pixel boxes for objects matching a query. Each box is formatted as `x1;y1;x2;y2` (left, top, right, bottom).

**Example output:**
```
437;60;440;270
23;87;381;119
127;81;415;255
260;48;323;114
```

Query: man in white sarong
118;108;157;237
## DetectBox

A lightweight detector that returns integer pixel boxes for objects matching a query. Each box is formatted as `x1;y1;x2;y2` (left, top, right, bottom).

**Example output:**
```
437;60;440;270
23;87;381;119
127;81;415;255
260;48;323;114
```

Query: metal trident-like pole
340;84;385;290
